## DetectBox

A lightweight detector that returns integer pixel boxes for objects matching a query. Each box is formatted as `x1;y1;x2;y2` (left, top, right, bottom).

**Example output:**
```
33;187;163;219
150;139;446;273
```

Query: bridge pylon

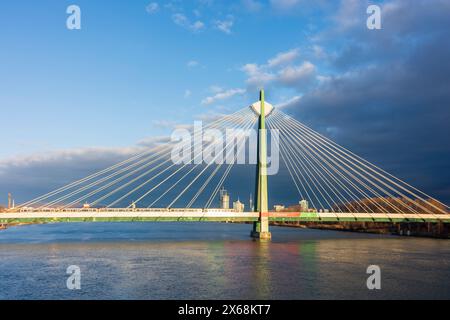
251;89;272;240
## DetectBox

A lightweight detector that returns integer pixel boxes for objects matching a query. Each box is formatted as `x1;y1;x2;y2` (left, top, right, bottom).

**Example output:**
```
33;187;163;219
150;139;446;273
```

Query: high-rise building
8;193;11;209
233;199;245;212
220;187;230;209
299;199;309;212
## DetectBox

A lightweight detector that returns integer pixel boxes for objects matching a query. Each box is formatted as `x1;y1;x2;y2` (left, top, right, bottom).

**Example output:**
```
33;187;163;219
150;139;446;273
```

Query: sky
0;0;449;206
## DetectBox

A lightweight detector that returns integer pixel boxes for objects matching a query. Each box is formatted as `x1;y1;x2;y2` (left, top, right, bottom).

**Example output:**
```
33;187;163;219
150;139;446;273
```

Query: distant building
274;205;285;212
7;193;13;209
220;187;230;209
233;199;245;212
299;199;309;212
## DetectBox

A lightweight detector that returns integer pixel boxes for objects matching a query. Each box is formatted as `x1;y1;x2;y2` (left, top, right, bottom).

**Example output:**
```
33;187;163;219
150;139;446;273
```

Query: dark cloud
0;141;168;205
284;0;450;203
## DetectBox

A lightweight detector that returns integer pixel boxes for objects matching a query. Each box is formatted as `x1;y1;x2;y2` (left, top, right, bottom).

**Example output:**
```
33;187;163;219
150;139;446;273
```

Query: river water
0;222;449;300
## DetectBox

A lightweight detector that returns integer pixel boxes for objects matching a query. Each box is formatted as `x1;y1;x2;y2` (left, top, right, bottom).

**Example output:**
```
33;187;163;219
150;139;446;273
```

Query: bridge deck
1;210;449;224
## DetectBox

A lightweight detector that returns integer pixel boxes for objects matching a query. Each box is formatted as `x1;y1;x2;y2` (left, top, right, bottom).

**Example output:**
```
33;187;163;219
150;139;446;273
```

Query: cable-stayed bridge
1;90;449;238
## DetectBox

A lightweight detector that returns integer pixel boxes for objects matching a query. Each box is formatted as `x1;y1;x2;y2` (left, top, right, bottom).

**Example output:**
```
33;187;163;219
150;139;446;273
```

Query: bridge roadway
1;209;449;224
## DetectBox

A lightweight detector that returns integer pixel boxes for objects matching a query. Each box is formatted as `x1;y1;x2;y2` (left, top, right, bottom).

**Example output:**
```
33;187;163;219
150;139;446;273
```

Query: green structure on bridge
251;89;271;240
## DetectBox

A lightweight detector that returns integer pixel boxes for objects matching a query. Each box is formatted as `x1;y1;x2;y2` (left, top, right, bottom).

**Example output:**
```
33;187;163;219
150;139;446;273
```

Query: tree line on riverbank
284;197;447;214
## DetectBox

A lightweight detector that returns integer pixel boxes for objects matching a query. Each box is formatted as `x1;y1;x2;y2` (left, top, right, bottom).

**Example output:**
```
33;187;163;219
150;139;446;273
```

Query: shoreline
271;221;450;239
2;220;448;239
0;222;38;231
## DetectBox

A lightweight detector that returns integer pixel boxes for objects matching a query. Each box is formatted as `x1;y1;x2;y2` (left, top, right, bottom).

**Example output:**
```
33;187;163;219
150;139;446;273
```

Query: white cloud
198;112;222;121
0;147;140;173
187;60;199;68
317;75;332;83
311;45;327;59
191;21;205;31
172;13;205;32
242;0;263;12
241;50;297;87
276;95;302;109
268;48;300;68
241;48;317;89
0;137;174;201
201;88;246;105
164;2;182;12
209;85;224;93
270;0;301;11
333;0;363;31
278;61;316;86
150;120;179;130
145;2;159;14
241;63;276;87
0;135;176;174
215;18;234;34
172;13;188;25
137;136;172;147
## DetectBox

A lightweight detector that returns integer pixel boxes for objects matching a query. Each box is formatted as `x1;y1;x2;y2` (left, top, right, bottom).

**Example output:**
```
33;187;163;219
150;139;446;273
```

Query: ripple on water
0;222;449;299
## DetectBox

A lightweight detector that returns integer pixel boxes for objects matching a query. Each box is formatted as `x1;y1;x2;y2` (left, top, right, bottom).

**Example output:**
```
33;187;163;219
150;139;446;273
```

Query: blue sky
1;0;449;205
0;0;334;156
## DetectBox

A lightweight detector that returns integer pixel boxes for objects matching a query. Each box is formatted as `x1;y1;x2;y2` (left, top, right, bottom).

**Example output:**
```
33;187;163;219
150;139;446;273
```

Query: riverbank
0;222;39;231
271;221;450;239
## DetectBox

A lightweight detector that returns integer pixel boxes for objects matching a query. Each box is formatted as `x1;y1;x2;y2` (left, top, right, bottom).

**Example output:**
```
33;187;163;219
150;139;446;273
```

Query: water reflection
0;222;449;299
252;241;271;299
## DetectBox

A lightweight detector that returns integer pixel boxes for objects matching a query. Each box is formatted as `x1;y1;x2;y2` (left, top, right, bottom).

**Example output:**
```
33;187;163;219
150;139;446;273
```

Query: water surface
0;222;449;299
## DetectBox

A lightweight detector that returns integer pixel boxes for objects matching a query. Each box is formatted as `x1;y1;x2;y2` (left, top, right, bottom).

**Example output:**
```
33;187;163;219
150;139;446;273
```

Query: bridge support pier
251;89;272;240
251;220;272;240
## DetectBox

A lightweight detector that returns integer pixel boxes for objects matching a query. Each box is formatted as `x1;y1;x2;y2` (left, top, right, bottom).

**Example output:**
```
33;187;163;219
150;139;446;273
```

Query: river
0;222;449;299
